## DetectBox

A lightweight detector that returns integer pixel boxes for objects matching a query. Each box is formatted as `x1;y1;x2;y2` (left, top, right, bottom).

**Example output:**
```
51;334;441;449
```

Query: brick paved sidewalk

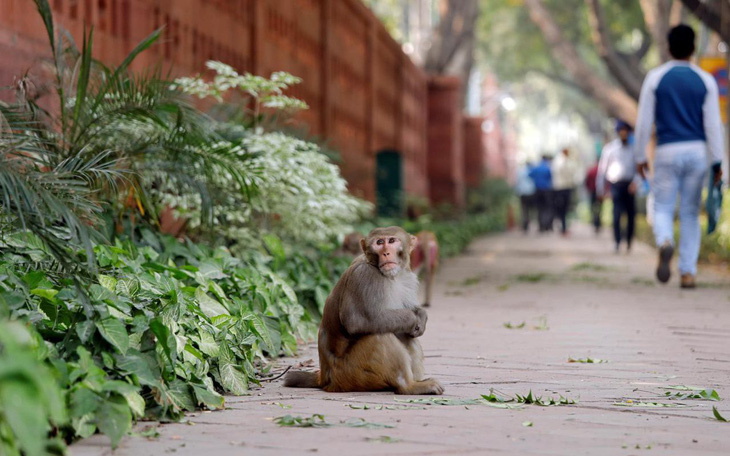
73;224;730;456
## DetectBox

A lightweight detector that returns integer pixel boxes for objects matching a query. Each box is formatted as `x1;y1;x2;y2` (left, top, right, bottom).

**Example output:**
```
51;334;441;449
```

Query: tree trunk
679;0;730;43
585;0;645;100
523;0;638;124
639;0;673;63
424;0;479;89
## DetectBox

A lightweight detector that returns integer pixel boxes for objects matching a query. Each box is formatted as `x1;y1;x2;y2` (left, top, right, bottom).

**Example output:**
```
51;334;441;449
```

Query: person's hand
714;167;723;185
628;182;637;195
636;162;649;180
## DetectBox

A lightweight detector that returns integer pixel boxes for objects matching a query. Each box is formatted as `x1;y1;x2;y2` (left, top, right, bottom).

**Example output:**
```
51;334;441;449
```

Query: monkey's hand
409;307;428;338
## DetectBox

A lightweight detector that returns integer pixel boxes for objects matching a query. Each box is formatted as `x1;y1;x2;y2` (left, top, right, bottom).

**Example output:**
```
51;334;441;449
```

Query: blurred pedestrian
515;162;536;233
584;160;602;234
529;155;553;232
635;24;724;288
597;120;638;253
551;148;580;236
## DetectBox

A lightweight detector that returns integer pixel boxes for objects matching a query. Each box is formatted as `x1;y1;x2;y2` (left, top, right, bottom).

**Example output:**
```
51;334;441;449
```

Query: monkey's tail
283;370;321;388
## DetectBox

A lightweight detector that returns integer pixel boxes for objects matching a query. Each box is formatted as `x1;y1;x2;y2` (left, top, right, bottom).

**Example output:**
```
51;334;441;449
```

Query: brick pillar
427;76;465;209
462;116;487;190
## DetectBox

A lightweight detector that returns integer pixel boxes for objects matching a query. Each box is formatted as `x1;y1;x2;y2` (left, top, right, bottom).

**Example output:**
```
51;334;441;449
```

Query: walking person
585;160;603;234
515;162;536;233
551;148;580;236
634;24;724;288
528;155;553;232
597;121;638;253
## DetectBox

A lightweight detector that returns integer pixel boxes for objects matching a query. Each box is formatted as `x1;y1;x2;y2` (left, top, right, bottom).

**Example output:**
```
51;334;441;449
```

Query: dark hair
667;24;695;59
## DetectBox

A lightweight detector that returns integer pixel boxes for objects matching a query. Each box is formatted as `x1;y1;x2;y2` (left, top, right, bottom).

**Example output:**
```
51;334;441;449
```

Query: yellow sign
699;57;728;123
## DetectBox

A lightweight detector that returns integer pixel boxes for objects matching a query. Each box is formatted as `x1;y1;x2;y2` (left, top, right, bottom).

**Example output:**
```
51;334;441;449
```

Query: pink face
371;235;403;274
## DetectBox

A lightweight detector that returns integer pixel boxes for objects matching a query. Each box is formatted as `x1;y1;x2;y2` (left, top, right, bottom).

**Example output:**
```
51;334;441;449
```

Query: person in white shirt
551;148;580;235
597;121;639;253
514;162;536;233
634;24;724;288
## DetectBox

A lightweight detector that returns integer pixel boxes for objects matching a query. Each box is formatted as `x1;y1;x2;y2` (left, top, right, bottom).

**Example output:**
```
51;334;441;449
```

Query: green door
376;150;403;217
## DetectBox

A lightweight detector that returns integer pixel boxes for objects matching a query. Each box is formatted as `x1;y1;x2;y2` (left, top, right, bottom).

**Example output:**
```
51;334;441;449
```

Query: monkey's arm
338;266;422;337
340;302;421;336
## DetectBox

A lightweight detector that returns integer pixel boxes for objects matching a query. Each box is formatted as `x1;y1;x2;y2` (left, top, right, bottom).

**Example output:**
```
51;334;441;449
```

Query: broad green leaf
263;234;286;267
96;395;132;449
250;315;277;355
115;350;161;387
164;380;196;412
340;418;394;429
116;278;140;297
192;384;224;410
96;317;129;354
713;406;728;422
90;284;116;302
71;387;100;418
274;414;330;428
72;414;97;439
75;320;96;343
98;274;117;292
23;271;53;290
149;318;177;365
195;287;229;318
196;330;220;357
30;288;59;301
219;343;248;395
0;291;25;311
0;380;47;456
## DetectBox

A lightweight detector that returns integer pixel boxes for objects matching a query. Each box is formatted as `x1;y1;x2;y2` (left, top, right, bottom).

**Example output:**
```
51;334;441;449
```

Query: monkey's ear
360;238;367;254
409;235;418;253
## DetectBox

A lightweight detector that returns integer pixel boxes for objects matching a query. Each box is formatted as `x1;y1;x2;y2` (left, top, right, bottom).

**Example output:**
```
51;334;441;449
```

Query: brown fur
284;226;444;395
336;232;365;257
410;231;439;307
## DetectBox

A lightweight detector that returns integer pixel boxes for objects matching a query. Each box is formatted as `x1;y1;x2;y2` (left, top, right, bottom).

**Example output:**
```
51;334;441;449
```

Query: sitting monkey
410;231;439;307
336;232;365;257
285;226;444;395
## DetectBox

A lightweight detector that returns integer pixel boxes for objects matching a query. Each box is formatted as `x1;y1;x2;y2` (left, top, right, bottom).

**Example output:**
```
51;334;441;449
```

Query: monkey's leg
400;336;425;380
396;337;444;395
423;263;433;307
324;334;407;392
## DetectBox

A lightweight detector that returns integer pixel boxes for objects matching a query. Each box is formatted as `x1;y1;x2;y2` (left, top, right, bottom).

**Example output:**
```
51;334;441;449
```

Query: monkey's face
362;227;416;277
371;235;404;277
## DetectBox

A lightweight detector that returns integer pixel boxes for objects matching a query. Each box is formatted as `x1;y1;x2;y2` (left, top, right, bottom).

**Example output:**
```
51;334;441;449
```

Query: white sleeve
634;73;656;164
702;74;725;164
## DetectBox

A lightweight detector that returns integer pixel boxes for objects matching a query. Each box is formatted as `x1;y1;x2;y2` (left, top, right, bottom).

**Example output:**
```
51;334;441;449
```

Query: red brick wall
0;0;429;202
427;76;464;208
462;116;486;190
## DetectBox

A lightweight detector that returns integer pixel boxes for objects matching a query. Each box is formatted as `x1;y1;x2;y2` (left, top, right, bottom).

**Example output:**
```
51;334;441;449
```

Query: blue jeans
652;144;707;275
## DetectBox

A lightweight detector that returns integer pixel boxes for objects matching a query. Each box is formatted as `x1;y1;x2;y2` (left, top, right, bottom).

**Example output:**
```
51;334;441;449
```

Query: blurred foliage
0;229;350;451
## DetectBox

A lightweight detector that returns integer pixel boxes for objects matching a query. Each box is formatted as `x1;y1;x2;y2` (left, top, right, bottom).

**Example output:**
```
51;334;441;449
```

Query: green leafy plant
613;400;686;408
713;406;728;422
664;389;720;401
514;273;550;283
367;435;401;443
514;390;576;406
274;414;331;428
568;357;608;364
0;226;338;450
503;321;526;329
0;321;67;456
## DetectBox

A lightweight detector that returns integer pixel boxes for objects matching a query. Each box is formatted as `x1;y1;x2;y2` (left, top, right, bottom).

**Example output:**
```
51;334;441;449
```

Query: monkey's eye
376;239;384;245
388;237;396;244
